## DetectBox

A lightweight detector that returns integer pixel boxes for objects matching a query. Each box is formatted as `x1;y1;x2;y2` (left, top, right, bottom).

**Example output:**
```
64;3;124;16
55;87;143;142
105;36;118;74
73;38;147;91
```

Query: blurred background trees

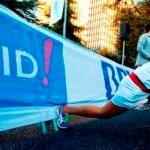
0;0;37;22
114;0;150;67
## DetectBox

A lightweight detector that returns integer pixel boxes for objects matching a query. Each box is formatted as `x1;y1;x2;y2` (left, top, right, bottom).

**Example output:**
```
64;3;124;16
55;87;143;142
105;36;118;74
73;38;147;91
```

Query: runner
57;62;150;129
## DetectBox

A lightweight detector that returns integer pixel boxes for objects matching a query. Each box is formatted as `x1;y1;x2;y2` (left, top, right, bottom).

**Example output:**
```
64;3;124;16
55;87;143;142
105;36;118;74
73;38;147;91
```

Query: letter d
16;50;38;78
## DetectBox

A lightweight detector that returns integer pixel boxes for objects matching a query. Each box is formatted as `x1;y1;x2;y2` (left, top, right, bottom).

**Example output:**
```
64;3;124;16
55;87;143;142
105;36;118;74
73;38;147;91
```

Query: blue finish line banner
0;5;132;131
0;7;66;107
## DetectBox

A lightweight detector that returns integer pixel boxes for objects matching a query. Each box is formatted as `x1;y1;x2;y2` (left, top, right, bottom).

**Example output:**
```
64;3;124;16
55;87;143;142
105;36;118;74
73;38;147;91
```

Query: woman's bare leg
64;101;127;119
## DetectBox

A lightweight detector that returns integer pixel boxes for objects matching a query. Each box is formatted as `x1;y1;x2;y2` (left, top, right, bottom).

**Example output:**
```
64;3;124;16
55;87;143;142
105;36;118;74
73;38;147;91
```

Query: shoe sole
57;118;69;129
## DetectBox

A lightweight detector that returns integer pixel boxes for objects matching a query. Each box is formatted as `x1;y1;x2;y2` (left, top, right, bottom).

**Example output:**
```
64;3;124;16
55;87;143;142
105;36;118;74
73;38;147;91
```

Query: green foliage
0;0;37;22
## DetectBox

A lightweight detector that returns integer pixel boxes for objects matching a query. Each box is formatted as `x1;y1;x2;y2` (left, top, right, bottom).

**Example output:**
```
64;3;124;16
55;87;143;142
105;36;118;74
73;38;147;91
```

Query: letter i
2;46;10;75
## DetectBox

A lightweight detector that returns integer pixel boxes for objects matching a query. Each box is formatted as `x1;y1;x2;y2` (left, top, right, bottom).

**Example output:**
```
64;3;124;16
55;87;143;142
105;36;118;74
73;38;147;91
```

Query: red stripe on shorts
129;72;149;92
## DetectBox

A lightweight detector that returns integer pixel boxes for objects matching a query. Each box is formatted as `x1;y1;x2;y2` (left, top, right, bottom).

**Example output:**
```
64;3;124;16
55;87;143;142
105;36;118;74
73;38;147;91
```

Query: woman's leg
64;101;127;119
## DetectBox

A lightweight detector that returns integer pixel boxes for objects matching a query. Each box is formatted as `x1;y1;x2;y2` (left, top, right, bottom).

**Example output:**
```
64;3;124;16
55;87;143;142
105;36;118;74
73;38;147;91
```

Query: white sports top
134;62;150;89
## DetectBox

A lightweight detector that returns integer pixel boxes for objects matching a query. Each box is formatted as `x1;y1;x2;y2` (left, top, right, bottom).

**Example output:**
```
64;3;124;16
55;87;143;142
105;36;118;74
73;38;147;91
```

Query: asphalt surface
1;110;150;150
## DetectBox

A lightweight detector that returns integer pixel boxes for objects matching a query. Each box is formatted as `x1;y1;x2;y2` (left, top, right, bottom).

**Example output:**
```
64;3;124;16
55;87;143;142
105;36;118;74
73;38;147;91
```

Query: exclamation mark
42;39;53;86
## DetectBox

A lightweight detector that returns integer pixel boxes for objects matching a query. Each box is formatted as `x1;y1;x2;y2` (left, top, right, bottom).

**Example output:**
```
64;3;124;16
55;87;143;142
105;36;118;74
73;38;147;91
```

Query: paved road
1;111;150;150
